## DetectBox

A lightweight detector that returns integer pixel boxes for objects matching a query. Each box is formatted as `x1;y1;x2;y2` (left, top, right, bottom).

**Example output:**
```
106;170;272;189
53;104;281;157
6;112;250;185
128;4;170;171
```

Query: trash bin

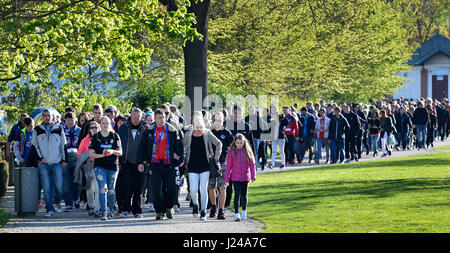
15;167;39;217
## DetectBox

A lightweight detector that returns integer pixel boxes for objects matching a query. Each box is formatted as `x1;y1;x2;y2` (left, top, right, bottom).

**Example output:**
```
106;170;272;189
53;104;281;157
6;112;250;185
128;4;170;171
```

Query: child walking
225;133;256;222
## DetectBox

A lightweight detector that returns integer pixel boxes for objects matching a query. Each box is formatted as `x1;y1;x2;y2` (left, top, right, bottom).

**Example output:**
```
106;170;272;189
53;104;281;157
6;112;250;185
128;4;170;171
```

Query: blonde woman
183;112;222;221
89;116;122;220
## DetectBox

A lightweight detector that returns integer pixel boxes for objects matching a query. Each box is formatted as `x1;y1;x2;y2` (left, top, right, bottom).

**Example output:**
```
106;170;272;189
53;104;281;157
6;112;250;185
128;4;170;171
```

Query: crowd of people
5;96;450;222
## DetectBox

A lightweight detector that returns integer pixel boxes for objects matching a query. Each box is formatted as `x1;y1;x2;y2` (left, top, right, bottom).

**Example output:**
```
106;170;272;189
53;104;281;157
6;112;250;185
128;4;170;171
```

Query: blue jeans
253;139;261;161
315;138;330;161
330;139;344;163
94;167;119;213
370;135;380;153
415;124;427;148
62;161;80;207
38;163;63;212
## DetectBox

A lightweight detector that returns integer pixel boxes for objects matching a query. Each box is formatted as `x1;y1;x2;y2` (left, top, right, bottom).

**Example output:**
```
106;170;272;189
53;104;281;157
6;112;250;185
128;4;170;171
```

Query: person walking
32;109;67;217
77;121;101;217
89;116;123;220
314;108;330;164
209;111;234;219
224;105;254;208
394;107;412;151
282;106;300;165
379;110;395;157
328;106;350;164
426;105;437;148
225;134;256;222
137;109;184;220
183;113;222;221
269;104;288;169
412;101;430;150
368;109;381;156
342;105;361;162
436;101;449;141
13;117;35;167
117;108;147;218
297;107;315;164
62;112;82;211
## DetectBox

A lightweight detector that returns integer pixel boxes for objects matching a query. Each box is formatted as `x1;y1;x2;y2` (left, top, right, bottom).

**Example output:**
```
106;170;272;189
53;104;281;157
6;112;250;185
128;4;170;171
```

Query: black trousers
150;163;177;214
121;162;144;214
345;135;358;160
437;123;446;141
225;179;233;207
233;181;249;213
285;135;296;163
257;141;268;165
426;127;435;146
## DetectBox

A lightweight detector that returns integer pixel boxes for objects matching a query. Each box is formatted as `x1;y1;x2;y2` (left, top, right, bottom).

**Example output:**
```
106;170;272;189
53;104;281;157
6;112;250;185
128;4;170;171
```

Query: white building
395;34;450;101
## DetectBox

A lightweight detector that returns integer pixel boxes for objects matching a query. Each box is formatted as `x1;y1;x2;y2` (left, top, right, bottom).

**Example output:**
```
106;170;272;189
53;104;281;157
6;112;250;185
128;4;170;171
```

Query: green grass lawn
247;152;450;233
435;145;450;151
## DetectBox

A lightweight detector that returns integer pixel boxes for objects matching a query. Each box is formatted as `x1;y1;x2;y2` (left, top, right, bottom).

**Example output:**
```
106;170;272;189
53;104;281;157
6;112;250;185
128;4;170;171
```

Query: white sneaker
45;211;55;217
234;213;241;222
149;203;155;212
241;210;247;220
173;205;181;213
57;205;63;213
121;211;128;218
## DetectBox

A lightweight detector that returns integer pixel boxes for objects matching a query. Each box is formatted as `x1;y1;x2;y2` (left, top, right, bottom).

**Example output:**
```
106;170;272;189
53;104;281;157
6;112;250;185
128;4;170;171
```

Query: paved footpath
1;139;449;233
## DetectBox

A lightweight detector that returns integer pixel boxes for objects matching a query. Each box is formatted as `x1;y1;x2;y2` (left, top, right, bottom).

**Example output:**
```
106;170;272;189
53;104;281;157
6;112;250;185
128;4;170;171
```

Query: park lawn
247;152;450;233
435;145;450;151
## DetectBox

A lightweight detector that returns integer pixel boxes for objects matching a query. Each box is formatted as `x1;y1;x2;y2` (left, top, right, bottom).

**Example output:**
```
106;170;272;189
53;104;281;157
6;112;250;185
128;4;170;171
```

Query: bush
0;160;8;200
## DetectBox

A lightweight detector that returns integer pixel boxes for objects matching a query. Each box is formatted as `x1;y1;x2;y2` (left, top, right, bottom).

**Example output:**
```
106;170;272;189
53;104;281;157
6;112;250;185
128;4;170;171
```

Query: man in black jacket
342;105;361;162
117;109;147;218
352;103;366;159
412;101;430;149
329;106;350;164
137;109;184;220
395;107;412;150
436;101;449;141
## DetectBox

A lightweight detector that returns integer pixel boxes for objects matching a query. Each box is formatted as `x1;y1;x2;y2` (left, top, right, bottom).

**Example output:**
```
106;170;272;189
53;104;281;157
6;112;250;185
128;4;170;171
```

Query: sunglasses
90;126;98;129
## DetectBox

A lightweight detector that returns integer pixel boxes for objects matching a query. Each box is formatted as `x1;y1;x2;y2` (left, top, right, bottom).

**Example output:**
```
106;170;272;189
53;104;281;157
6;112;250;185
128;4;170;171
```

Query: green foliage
0;0;200;105
208;0;415;104
119;74;185;110
0;161;9;200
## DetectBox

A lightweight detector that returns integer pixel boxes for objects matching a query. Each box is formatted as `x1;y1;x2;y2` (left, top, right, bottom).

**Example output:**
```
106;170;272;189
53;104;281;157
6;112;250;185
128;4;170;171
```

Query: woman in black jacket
426;105;437;148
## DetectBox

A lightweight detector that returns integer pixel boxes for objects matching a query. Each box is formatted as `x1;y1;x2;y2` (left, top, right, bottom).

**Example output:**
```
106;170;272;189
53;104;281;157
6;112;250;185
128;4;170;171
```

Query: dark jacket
436;106;449;124
395;113;412;133
380;117;395;136
412;107;429;125
328;115;350;140
342;112;361;137
137;122;184;167
118;120;147;164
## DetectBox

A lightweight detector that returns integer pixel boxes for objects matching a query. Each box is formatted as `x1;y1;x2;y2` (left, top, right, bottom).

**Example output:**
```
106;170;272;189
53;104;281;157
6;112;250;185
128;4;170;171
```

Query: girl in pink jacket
225;133;256;221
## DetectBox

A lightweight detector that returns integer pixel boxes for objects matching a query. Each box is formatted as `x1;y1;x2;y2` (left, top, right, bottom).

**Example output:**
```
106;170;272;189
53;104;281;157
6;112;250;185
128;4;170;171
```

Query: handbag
207;132;222;178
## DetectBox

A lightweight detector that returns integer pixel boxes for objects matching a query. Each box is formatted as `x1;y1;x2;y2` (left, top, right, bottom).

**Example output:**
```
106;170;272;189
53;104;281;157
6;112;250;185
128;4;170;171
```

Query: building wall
394;67;421;99
394;53;450;100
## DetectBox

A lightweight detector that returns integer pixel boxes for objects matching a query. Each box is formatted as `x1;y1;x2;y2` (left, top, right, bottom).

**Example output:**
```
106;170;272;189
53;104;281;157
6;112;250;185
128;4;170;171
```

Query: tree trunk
183;0;211;117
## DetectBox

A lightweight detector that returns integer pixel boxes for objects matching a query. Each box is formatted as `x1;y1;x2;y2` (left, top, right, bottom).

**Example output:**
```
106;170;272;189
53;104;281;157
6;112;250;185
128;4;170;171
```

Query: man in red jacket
282;106;300;165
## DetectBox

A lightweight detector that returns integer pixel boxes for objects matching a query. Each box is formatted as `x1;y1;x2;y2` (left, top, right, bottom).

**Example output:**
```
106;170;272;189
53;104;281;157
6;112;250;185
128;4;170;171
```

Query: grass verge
247;152;450;233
